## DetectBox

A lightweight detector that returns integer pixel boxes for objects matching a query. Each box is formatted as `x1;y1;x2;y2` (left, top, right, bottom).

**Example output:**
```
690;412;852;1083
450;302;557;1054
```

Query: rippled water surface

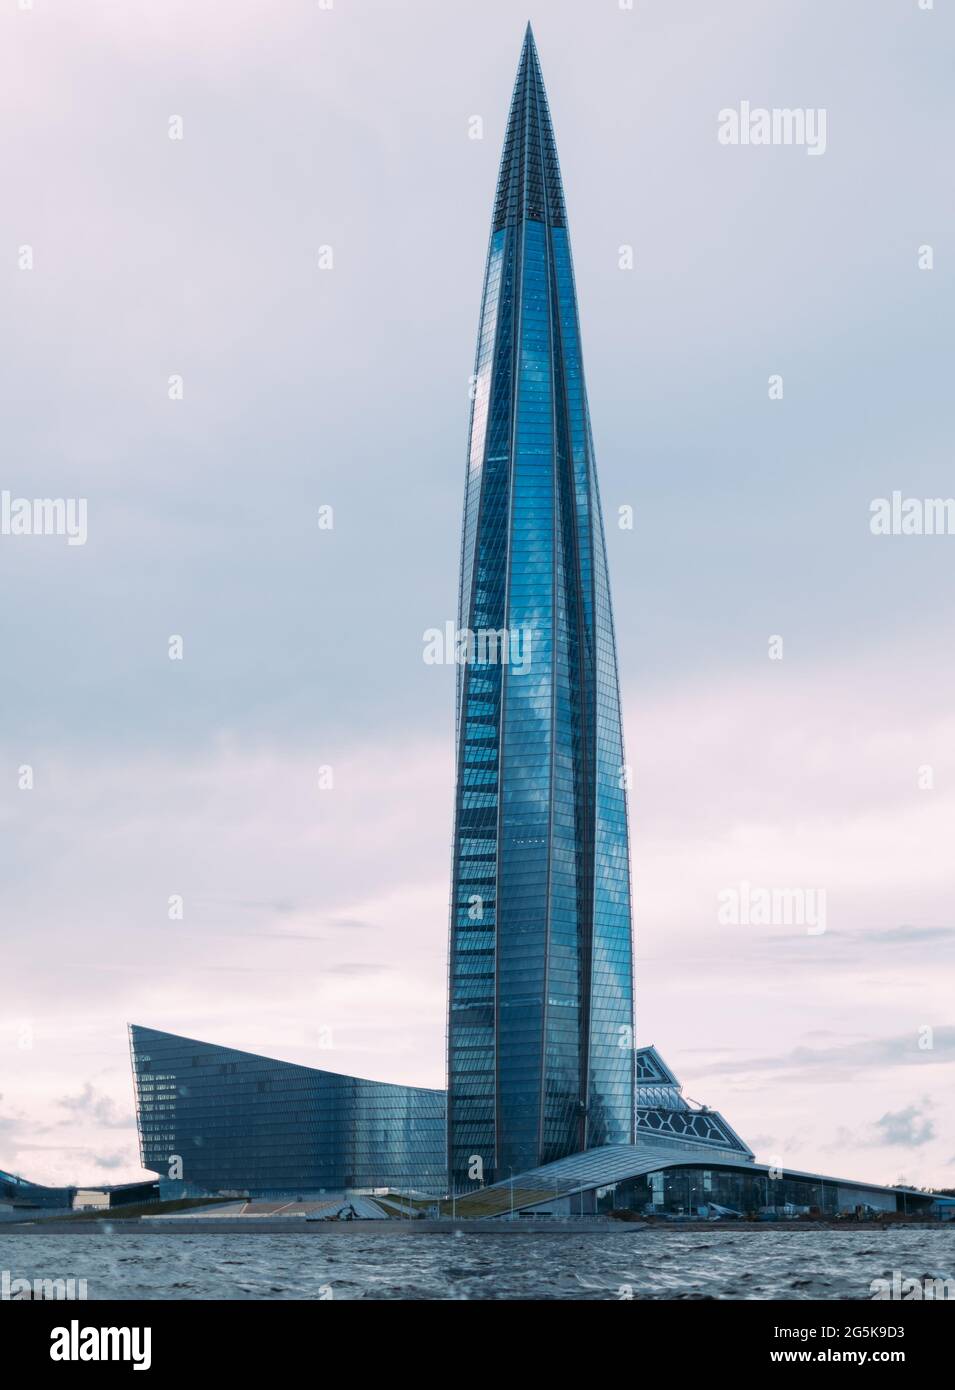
2;1228;953;1300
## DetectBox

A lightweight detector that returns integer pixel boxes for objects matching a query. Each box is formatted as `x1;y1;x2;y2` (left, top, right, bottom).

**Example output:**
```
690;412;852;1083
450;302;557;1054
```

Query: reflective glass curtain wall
448;28;635;1188
130;1026;446;1195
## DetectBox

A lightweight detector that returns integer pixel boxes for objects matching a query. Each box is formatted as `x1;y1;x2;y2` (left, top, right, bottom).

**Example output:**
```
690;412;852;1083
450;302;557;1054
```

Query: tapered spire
492;25;566;230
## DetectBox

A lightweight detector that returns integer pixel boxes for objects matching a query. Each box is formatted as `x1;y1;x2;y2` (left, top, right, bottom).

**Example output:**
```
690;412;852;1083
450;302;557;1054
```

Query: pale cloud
91;1151;135;1172
56;1084;133;1130
691;1031;955;1081
871;1103;935;1150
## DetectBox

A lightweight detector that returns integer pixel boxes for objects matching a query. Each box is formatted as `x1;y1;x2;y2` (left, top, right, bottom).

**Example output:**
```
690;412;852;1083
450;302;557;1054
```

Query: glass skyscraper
447;27;635;1188
113;33;914;1224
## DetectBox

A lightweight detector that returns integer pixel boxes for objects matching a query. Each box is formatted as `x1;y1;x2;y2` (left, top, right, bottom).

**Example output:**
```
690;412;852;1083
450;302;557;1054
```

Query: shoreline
3;1217;952;1236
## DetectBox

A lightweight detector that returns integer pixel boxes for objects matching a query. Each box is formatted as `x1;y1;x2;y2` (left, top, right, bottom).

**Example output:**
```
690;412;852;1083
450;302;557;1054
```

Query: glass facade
129;1025;446;1196
448;26;635;1188
0;1169;74;1211
634;1046;752;1153
596;1168;908;1219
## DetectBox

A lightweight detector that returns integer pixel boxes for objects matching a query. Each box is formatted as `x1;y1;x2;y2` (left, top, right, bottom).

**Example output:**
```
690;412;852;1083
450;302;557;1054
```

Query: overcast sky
1;0;953;1192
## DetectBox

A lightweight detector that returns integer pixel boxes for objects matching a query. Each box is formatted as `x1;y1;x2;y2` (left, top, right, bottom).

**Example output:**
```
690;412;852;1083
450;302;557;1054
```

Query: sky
1;0;953;1192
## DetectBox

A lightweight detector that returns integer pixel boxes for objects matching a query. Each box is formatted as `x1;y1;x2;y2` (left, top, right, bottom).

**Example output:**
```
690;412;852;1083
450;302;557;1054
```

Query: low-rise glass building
0;1169;74;1213
129;1025;446;1197
595;1166;899;1219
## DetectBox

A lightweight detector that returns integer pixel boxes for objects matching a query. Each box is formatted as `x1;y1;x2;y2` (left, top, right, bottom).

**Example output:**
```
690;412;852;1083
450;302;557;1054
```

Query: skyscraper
447;26;635;1188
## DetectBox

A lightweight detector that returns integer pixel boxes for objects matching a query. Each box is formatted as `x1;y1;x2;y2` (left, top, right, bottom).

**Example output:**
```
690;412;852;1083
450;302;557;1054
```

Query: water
2;1228;953;1299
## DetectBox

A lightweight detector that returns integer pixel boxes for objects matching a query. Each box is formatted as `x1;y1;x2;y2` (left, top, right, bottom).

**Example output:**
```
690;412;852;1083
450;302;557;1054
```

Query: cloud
56;1085;132;1130
852;926;955;946
91;1151;135;1172
0;1109;24;1142
745;1133;777;1151
872;1104;936;1149
0;1094;49;1148
693;1030;955;1082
